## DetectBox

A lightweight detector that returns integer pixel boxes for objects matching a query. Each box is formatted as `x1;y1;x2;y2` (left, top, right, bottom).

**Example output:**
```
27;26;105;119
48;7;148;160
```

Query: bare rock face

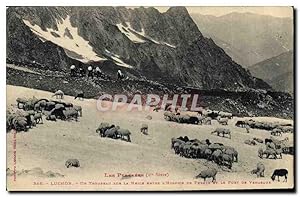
7;6;271;91
6;8;81;71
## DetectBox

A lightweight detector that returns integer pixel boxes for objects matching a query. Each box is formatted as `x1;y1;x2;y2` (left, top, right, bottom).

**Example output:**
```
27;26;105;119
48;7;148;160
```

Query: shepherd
246;125;250;133
117;69;125;80
87;66;93;78
70;65;76;77
79;66;85;77
95;66;102;78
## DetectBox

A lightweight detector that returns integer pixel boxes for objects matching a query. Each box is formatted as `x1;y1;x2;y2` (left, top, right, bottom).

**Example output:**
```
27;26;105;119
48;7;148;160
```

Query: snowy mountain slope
23;16;106;63
7;6;271;90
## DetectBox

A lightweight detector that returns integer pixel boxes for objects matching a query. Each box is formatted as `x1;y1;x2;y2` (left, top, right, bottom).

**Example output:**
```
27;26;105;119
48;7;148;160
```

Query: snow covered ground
116;22;176;48
104;49;133;68
23;17;176;70
23;16;106;63
116;22;146;44
6;85;294;191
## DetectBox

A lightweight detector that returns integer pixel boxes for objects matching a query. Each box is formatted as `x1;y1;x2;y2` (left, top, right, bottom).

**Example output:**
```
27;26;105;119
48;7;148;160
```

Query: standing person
79;66;85;77
87;65;93;79
70;64;76;77
95;66;102;78
246;125;250;133
117;69;124;80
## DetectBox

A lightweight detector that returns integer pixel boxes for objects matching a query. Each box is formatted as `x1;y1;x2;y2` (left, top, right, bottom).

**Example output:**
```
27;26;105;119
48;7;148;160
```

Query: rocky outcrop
6;8;81;71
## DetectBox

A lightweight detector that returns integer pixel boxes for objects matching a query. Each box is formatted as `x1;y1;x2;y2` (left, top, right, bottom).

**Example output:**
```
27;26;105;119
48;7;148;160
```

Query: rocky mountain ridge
7;6;271;91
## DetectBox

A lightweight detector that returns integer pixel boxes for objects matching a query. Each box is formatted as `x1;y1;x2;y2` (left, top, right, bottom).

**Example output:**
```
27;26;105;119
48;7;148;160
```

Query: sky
151;6;294;18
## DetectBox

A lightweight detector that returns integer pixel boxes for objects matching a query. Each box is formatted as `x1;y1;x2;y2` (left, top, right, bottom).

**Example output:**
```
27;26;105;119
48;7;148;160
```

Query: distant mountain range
249;50;293;93
190;12;293;67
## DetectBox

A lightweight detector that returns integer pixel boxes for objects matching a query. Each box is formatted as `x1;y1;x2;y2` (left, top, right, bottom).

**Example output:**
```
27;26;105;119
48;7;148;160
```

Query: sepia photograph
5;3;295;192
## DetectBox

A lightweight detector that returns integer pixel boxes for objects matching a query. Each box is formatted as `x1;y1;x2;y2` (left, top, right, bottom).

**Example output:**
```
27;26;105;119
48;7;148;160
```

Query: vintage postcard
6;6;294;191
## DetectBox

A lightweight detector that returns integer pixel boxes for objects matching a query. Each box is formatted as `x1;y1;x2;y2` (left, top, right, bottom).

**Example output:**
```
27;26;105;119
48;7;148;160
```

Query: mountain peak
166;6;189;15
7;6;271;91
